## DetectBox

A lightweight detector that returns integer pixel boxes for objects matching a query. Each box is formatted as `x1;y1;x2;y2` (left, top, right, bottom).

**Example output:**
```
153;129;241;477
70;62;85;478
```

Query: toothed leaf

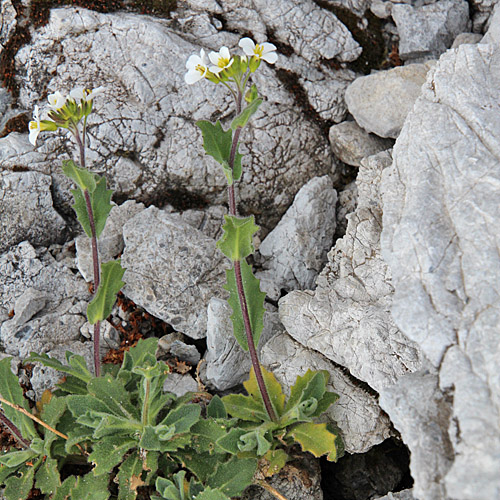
288;422;338;461
217;215;259;260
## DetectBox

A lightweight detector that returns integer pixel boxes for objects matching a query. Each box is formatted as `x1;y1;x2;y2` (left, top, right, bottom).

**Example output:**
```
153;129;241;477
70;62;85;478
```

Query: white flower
208;46;234;74
28;105;41;146
70;86;105;102
47;91;67;110
238;38;278;64
185;49;209;85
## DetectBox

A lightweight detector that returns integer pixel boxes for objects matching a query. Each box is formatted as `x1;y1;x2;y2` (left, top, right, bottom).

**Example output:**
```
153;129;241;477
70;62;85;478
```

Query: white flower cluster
28;87;104;146
185;37;278;85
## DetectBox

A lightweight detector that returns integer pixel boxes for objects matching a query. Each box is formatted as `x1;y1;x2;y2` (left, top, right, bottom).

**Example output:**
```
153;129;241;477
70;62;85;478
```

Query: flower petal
186;54;202;69
70;87;85;100
209;65;224;74
185;70;203;84
261;42;277;54
219;46;230;60
239;37;256;56
261;51;278;64
208;51;220;66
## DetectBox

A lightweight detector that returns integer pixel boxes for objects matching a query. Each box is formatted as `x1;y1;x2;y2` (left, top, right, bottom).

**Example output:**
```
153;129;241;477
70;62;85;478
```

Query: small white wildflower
239;38;278;64
185;49;209;85
47;91;67;110
208;46;234;74
70;86;105;102
28;106;41;146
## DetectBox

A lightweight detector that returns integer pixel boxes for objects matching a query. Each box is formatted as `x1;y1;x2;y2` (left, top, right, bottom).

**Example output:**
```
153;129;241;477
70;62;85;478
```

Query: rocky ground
1;0;499;499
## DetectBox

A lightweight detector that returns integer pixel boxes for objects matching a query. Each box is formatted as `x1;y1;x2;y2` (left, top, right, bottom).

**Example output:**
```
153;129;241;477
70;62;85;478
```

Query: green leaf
173;451;225;484
4;465;35;500
0;358;38;440
159;404;201;434
206;396;227;419
263;449;289;477
196;120;232;168
238;429;271;456
221;393;268;422
231;98;263;130
195;488;231;500
0;450;37;468
243;366;285;418
119;337;160;375
87;260;125;324
65;425;94;454
287;422;338;461
188;419;230;455
92;176;114;238
34;457;60;495
286;370;326;412
26;351;92;384
91;414;142;439
154;475;181;500
70;471;110;500
71;187;92;237
87;374;138;419
217;215;259;261
52;476;76;500
207;456;257;497
88;435;136;476
117;451;144;500
62;159;97;193
245;84;258;104
223;260;266;351
216;427;248;454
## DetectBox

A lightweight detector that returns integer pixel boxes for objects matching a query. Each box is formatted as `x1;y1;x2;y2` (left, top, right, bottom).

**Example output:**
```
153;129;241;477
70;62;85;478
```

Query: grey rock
3;7;336;232
481;1;500;45
451;32;483;48
0;0;16;54
157;332;185;353
380;41;500;499
335;181;358;239
370;0;393;19
279;152;422;395
375;491;414;500
179;205;226;241
472;0;499;31
329;121;393;167
76;200;145;282
392;0;470;61
259;176;337;292
204;298;282;391
0;241;90;360
169;341;201;365
163;372;198;398
241;456;323;500
320;0;371;17
261;332;392;454
345;62;435;138
121;206;229;339
0;171;67;253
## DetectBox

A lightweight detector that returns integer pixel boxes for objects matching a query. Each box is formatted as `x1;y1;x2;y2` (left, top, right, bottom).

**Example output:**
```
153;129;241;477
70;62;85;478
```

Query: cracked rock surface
381;35;500;500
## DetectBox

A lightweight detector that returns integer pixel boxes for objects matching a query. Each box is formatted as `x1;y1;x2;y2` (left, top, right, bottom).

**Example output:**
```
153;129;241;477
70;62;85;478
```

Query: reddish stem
0;410;30;448
227;87;277;422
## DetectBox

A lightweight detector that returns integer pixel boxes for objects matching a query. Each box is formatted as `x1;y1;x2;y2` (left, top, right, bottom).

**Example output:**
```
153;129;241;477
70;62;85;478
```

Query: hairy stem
74;128;102;377
227;89;277;422
141;378;151;427
0;409;30;448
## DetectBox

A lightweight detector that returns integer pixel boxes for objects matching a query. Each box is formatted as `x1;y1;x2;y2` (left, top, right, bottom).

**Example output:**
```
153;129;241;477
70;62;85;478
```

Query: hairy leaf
244;366;285;418
195;488;231;500
87;374;138;419
35;457;60;495
4;464;35;500
159;404;201;434
87;260;125;324
221;393;268;422
263;448;289;477
231;98;263;130
61;159;96;193
224;260;266;351
0;358;38;440
0;450;37;468
117;451;144;500
288;422;337;461
217;215;259;261
188;419;230;455
207;456;257;497
70;471;109;500
88;435;136;476
26;351;91;384
173;451;224;484
216;427;248;455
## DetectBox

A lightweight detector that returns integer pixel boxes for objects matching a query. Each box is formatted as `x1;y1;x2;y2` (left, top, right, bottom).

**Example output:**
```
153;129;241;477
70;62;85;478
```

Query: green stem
141;377;151;426
227;88;277;422
73;128;101;377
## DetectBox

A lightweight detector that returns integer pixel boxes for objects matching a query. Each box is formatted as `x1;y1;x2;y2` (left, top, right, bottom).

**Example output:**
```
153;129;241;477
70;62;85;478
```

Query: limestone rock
121;206;229;339
329;121;393;167
279;152;422;395
380;41;500;499
163;372;198;398
204;298;282;391
76;200;145;282
451;32;482;48
3;7;335;232
335;181;358;239
0;241;90;361
345;62;435;138
375;491;414;500
169;341;201;365
392;0;470;61
0;171;67;253
258;176;337;292
0;0;16;54
261;332;392;454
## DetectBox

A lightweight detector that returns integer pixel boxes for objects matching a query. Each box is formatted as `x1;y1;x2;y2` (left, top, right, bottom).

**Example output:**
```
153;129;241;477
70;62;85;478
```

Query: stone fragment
279;152;422;394
0;0;16;54
392;0;470;61
169;341;200;365
380;41;500;499
76;200;144;282
345;62;435;138
204;298;282;391
329;121;393;167
0;242;90;360
121;207;229;339
179;205;226;241
375;491;414;500
4;7;335;232
258;176;337;292
261;332;392;454
335;181;358;239
0;171;67;253
370;0;393;19
163;372;198;398
451;32;482;48
481;1;500;45
471;0;498;31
